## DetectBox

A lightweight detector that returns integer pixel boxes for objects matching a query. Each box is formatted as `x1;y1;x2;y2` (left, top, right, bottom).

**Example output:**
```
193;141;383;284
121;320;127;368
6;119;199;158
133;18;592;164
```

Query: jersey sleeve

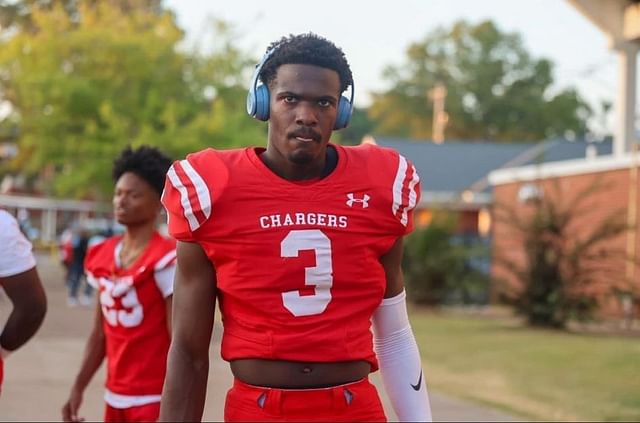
367;146;421;236
390;153;421;235
153;247;177;298
161;150;214;241
0;211;36;277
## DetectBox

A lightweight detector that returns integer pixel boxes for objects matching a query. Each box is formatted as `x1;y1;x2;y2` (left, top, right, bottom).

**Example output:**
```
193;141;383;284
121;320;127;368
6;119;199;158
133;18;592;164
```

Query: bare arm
62;299;106;422
0;267;47;352
159;241;216;422
380;237;405;298
165;295;173;336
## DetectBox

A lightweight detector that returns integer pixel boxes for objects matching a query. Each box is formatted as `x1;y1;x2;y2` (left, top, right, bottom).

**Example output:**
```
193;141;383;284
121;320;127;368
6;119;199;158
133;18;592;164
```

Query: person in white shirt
0;209;47;392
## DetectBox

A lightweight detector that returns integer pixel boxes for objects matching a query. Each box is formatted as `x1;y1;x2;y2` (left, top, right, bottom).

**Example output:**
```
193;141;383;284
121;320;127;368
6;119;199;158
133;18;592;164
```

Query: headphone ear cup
333;95;352;130
254;84;270;121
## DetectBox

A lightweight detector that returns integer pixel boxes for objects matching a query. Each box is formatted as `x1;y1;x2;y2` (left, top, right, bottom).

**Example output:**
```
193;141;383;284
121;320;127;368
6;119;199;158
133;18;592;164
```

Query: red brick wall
491;168;640;317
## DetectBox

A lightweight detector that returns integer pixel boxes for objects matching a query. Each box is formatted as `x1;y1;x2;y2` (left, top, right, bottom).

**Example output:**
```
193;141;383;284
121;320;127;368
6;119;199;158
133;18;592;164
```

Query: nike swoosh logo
410;370;423;391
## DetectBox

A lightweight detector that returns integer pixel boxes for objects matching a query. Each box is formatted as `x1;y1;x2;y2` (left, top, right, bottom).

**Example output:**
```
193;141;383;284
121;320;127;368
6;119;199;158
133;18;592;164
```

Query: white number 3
281;229;333;317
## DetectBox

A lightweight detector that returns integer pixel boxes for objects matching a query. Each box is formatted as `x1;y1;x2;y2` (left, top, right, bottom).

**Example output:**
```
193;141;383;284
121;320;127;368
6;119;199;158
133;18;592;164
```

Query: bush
403;213;490;305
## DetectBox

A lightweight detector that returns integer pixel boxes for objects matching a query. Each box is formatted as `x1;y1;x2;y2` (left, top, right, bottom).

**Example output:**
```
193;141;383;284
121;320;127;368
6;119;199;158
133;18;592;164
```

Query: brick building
489;152;640;317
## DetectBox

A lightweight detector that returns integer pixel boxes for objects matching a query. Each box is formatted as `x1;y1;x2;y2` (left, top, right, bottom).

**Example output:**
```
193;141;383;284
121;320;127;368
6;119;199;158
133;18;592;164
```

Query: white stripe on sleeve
166;165;201;232
402;163;420;226
180;160;212;220
391;155;408;218
391;155;420;227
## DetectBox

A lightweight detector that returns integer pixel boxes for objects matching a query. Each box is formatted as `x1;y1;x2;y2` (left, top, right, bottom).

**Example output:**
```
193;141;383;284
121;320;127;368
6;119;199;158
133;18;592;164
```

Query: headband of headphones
246;46;355;130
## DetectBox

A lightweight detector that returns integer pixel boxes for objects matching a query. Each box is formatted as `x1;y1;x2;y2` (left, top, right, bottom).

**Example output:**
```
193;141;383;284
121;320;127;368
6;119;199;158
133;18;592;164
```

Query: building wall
491;167;640;318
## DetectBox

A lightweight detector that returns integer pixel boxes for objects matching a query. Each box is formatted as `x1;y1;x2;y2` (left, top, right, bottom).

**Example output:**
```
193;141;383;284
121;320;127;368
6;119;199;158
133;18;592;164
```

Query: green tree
369;20;591;142
0;0;164;31
173;18;266;155
0;2;263;198
335;107;375;145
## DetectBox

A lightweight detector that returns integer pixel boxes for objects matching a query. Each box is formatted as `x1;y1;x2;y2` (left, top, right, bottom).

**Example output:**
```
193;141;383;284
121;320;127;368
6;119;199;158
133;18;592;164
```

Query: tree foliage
0;1;264;198
0;0;164;31
335;107;375;145
369;20;592;142
493;179;630;328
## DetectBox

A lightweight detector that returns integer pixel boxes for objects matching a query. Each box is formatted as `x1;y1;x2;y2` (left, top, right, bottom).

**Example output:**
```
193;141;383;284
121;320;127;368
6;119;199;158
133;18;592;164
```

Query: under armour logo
346;193;370;208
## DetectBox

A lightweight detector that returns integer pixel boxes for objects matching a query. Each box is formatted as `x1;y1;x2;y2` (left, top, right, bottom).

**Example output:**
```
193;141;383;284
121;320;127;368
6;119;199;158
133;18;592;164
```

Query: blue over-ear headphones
246;47;355;130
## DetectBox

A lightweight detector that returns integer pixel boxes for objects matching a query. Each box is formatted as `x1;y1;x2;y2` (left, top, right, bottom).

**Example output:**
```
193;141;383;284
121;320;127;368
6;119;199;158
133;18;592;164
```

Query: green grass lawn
410;309;640;421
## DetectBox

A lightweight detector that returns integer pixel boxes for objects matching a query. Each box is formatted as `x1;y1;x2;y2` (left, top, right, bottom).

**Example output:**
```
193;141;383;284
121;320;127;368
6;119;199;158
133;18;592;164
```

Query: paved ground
0;253;522;422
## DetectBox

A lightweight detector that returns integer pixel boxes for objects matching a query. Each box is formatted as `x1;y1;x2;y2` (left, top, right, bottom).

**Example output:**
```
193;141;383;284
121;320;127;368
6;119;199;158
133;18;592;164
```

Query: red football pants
104;401;160;422
224;378;387;422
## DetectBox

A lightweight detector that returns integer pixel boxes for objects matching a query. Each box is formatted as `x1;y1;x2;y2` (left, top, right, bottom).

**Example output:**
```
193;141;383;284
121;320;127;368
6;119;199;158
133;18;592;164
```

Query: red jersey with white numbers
162;143;420;371
85;232;176;396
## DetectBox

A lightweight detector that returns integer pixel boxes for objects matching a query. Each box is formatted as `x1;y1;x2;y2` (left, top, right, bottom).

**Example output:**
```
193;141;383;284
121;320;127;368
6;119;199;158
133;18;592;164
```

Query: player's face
113;172;160;226
266;64;341;172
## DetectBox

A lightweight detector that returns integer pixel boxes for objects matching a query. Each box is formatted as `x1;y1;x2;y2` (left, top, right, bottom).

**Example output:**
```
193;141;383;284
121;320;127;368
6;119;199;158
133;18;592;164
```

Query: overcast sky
164;0;628;133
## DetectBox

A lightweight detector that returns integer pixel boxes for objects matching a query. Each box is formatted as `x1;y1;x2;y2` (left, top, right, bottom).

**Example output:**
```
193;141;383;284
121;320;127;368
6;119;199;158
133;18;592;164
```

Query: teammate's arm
62;299;106;422
0;267;47;353
373;236;433;422
159;241;216;422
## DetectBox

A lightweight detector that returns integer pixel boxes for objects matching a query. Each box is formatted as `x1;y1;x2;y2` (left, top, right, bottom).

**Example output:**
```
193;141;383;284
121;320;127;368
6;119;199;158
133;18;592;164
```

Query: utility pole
428;83;448;144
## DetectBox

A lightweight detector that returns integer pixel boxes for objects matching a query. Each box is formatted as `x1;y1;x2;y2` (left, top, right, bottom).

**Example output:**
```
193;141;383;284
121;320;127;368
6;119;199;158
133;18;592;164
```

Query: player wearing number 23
160;33;432;422
62;147;175;423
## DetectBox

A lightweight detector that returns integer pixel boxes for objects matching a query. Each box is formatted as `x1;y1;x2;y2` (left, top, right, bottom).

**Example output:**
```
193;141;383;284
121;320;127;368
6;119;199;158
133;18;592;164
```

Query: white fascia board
488;153;638;186
0;194;110;212
418;191;492;208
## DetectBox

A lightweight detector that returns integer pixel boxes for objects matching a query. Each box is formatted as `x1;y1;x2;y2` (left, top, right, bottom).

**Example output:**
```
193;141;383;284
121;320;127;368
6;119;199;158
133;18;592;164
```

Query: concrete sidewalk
0;253;522;422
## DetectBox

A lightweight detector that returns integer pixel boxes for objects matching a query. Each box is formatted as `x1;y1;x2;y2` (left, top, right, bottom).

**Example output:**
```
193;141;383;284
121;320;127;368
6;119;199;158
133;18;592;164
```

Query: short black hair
259;33;353;93
112;145;172;197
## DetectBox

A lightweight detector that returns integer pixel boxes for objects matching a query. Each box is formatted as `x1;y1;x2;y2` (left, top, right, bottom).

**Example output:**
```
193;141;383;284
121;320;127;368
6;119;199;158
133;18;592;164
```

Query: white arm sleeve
372;290;432;422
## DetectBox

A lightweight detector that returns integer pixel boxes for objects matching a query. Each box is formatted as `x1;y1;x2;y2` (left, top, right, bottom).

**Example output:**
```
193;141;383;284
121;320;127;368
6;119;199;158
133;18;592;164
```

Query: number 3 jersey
85;232;176;397
162;143;420;370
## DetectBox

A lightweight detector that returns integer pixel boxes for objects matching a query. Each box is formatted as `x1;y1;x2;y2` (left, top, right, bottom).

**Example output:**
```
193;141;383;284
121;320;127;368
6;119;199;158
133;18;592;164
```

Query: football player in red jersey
62;146;176;423
160;33;432;422
0;209;47;394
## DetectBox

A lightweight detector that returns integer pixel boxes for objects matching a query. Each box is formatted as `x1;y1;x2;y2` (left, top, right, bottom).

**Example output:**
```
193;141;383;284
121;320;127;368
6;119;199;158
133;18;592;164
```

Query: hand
62;387;85;422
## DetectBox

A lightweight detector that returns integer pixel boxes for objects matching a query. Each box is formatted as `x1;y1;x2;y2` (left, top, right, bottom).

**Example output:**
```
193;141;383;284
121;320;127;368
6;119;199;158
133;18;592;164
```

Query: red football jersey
162;143;420;370
85;232;176;396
